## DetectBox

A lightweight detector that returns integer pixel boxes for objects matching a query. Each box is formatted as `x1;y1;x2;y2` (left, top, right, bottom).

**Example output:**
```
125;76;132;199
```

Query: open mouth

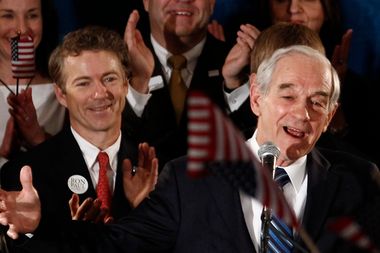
90;103;112;112
284;126;305;138
172;11;192;16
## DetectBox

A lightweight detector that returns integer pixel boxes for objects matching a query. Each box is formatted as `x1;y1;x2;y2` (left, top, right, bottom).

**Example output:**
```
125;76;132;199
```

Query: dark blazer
122;34;256;171
57;147;379;253
0;126;138;241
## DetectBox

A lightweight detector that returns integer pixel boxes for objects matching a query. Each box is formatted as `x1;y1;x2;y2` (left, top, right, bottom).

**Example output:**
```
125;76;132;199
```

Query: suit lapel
206;173;256;252
57;128;96;200
301;149;340;240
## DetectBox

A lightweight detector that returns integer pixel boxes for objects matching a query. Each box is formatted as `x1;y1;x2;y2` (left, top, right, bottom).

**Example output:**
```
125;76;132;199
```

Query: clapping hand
208;20;226;42
124;10;154;94
69;142;158;224
7;88;46;147
0;166;41;239
222;24;260;89
123;142;158;208
69;194;113;224
331;29;353;84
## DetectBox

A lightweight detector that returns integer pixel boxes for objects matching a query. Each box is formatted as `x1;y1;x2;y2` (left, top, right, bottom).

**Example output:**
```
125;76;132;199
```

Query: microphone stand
258;142;280;253
260;206;271;253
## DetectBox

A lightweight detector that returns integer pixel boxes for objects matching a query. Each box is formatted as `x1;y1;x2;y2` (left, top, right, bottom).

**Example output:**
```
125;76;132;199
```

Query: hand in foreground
0;166;41;239
123;143;158;208
69;194;113;224
208;20;226;42
222;24;260;89
7;88;47;147
124;10;154;94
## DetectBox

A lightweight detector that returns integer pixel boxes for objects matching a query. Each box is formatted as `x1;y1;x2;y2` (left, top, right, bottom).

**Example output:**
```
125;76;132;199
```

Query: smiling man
2;44;379;253
122;0;257;172
0;26;158;250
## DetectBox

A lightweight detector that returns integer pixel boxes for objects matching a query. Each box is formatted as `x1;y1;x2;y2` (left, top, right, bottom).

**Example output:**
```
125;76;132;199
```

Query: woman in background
0;0;65;167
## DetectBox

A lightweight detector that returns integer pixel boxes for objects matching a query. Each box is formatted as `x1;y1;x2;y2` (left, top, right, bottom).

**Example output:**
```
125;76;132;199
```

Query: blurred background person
122;0;256;172
0;0;66;168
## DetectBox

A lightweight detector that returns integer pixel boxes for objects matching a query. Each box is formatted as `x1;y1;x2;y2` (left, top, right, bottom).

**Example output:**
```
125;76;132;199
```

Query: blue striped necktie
268;168;294;253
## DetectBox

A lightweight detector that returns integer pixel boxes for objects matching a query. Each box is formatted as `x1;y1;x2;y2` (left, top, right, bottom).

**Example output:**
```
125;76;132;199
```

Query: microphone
258;141;280;253
258;141;280;176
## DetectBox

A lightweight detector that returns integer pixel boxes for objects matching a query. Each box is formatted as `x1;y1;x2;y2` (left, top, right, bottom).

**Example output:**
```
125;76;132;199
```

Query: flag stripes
11;35;35;78
329;217;379;253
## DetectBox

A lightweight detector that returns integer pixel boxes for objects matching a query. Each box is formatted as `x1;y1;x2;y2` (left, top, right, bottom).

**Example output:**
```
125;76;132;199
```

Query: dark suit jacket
0;127;138;243
122;34;256;172
54;147;379;253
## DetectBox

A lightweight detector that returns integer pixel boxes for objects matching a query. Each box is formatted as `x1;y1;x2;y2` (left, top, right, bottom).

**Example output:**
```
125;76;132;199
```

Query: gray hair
255;45;340;112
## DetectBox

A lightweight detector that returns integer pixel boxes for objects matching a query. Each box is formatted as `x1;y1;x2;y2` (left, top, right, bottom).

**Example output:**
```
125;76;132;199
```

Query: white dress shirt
126;35;249;117
241;130;308;252
71;127;121;192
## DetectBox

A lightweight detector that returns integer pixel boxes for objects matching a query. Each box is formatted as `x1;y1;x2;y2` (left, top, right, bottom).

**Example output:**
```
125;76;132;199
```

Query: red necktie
97;152;112;211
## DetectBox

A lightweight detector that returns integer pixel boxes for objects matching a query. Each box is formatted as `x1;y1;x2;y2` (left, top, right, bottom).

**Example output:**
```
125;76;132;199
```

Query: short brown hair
49;26;131;91
250;22;325;73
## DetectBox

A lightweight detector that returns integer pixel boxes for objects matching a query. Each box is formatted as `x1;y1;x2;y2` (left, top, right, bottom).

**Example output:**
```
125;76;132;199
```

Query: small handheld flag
11;34;35;79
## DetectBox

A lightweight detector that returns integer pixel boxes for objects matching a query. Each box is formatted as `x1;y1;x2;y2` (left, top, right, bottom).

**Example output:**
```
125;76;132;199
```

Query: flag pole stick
0;79;15;95
26;77;34;90
16;77;19;96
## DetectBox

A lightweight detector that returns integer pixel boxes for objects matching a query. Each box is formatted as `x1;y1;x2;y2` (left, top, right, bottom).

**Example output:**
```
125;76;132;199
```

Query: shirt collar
71;127;121;174
150;34;206;75
246;130;307;193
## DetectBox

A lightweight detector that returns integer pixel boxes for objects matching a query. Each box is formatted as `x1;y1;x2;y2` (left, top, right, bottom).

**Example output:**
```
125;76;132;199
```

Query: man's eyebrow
277;82;294;90
277;83;329;97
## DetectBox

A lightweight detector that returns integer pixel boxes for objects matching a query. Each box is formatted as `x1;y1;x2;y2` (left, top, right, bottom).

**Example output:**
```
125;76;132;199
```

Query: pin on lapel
67;175;89;194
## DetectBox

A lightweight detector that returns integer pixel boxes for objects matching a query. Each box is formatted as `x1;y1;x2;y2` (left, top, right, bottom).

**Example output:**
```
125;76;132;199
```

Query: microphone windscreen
258;141;280;161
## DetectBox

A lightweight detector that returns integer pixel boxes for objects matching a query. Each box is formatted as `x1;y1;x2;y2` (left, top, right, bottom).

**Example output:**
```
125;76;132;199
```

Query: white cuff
126;75;164;117
224;81;250;112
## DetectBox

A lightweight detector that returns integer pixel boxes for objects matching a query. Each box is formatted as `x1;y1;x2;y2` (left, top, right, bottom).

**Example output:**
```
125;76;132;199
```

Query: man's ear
124;78;129;97
249;73;261;117
323;103;339;132
54;84;68;108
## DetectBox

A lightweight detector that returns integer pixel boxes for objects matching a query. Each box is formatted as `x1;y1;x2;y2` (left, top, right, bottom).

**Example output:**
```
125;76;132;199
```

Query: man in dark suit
122;0;257;171
0;26;157;249
1;45;379;253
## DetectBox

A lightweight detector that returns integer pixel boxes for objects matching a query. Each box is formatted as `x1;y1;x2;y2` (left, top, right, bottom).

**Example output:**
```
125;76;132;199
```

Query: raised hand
331;29;353;84
7;88;47;147
69;194;113;224
222;24;260;89
208;20;226;42
124;10;154;94
0;166;41;239
123;142;158;208
328;29;353;134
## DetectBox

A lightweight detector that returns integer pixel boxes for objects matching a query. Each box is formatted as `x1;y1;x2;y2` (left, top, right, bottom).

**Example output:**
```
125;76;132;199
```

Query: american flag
11;35;35;78
187;91;298;228
328;217;380;253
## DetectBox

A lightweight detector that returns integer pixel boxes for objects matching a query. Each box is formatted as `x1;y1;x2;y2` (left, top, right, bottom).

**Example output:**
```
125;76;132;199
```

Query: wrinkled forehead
273;54;332;88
